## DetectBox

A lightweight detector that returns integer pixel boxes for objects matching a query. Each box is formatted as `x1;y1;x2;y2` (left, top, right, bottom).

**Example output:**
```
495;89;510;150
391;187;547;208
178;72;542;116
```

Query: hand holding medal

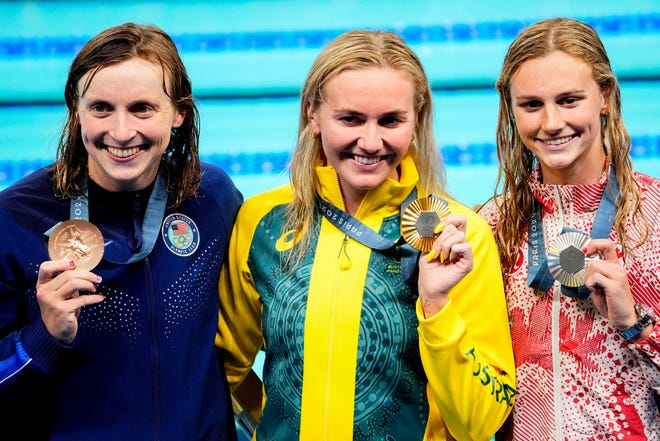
580;238;642;333
37;219;105;344
402;196;474;317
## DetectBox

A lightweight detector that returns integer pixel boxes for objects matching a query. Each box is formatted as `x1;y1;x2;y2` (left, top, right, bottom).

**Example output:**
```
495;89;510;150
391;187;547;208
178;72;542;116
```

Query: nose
109;112;137;143
356;122;383;151
541;105;564;133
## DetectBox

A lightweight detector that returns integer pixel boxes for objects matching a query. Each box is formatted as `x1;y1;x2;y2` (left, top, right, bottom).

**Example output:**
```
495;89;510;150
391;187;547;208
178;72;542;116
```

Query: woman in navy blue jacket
0;23;241;441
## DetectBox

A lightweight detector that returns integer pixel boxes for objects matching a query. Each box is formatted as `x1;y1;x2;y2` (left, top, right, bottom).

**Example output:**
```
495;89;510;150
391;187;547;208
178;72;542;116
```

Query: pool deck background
0;0;658;206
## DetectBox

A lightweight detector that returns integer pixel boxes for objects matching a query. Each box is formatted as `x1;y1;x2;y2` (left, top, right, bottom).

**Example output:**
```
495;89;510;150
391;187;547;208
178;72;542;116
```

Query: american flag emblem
161;213;199;257
172;222;188;236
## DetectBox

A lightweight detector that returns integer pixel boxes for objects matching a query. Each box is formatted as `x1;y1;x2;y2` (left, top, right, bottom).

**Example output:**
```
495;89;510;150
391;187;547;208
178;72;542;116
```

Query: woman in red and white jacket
479;18;660;440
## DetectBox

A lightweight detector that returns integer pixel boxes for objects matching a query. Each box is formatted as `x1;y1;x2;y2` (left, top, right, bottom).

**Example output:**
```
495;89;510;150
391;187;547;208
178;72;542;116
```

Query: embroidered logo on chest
161;213;199;256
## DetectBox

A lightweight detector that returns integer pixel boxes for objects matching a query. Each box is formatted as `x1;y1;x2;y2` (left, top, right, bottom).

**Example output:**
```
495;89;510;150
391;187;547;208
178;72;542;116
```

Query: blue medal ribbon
528;168;620;297
45;167;168;265
317;189;443;283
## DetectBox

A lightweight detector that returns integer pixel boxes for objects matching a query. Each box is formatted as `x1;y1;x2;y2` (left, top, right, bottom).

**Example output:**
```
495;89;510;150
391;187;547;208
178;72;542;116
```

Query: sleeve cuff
416;299;466;348
19;320;69;372
632;324;660;359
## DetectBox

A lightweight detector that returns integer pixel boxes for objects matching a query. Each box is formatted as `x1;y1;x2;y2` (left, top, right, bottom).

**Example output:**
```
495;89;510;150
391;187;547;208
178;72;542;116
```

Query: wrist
420;295;448;318
619;303;656;343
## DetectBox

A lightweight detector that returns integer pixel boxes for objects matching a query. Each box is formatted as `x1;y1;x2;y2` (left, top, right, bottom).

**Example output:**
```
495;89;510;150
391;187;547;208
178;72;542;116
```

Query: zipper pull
338;234;352;270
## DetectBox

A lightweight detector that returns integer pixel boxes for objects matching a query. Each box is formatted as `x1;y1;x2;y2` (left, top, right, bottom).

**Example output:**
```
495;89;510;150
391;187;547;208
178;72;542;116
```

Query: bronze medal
48;219;104;271
547;231;590;287
400;197;450;252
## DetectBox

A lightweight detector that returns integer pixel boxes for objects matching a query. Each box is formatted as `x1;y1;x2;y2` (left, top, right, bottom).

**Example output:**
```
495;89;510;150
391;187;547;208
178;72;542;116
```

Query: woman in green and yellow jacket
217;30;516;441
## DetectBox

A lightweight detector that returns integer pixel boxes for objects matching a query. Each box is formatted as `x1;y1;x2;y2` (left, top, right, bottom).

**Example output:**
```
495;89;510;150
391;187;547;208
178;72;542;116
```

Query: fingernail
426;249;436;263
68;260;75;267
440;251;445;263
434;222;446;235
582;247;588;254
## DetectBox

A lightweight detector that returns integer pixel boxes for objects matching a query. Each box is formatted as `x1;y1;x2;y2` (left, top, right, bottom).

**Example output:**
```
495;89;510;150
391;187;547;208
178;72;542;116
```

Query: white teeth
545;136;573;145
353;155;381;165
107;146;140;158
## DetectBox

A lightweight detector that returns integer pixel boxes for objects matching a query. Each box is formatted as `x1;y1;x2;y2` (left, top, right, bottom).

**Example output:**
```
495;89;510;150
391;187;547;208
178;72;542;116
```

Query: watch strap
619;303;656;341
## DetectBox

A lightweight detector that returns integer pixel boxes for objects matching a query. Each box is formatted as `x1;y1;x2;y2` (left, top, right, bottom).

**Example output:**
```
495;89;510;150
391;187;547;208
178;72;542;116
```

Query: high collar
315;155;419;218
88;178;155;212
528;157;611;215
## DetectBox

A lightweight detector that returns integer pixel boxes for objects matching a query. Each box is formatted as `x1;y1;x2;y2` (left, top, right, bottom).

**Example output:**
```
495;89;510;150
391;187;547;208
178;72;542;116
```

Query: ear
600;97;610;116
306;101;320;135
172;108;186;129
600;83;612;116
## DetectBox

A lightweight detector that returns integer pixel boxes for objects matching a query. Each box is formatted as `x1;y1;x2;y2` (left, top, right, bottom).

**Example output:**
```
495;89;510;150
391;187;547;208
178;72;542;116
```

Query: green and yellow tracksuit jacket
217;156;516;440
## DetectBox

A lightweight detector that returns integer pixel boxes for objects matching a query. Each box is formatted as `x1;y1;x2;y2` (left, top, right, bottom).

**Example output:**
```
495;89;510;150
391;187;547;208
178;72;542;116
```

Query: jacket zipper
551;281;563;439
550;186;569;439
144;256;162;441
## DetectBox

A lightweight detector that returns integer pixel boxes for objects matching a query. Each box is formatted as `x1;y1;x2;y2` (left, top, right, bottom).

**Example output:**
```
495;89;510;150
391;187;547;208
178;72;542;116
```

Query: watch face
637;306;656;327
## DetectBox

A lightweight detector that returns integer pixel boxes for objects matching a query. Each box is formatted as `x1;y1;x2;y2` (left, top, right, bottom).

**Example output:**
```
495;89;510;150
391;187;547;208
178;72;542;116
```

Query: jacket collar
528;157;611;215
315;155;419;217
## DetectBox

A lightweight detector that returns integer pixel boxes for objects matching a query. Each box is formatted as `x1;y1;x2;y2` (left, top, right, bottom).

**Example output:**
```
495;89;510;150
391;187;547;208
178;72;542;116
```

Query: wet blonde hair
284;29;444;267
493;17;647;274
53;23;200;208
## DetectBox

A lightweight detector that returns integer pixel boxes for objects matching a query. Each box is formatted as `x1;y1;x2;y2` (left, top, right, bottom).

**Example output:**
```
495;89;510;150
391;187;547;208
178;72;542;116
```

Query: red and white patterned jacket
479;166;660;440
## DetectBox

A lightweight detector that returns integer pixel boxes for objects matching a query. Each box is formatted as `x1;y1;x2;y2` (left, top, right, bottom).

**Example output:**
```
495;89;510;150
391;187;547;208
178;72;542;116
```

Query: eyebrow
513;89;586;101
333;108;409;117
81;95;160;107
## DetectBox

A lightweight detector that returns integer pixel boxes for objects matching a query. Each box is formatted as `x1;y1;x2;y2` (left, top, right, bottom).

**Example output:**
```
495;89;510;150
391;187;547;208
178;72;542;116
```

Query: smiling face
307;66;416;212
510;50;609;184
76;57;185;192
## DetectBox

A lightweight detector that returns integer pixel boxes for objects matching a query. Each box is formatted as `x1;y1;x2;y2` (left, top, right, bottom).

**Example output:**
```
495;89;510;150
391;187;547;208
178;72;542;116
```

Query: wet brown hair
493;17;647;274
53;22;200;207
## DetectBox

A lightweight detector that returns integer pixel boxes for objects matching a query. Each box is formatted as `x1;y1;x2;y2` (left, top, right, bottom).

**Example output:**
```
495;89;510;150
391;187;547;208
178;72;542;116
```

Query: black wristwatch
619;303;656;342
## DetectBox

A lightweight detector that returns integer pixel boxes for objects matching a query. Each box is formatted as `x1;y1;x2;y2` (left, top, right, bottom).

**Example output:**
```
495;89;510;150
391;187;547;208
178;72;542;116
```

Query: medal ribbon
527;168;620;294
44;167;168;265
317;189;444;283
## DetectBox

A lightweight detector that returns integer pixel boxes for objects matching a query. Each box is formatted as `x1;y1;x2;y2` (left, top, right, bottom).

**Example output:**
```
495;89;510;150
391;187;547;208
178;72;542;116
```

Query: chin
356;179;388;191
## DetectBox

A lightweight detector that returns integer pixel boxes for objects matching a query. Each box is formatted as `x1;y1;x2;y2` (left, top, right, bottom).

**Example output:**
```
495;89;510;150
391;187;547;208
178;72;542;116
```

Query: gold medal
400;197;450;252
48;219;104;271
547;231;590;287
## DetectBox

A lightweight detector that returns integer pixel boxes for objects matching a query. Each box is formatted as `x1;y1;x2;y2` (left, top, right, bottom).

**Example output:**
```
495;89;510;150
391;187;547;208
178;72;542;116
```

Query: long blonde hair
284;30;444;267
493;17;647;274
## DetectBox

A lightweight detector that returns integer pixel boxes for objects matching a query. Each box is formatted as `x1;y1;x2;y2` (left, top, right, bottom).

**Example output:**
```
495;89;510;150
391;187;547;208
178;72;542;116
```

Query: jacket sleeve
0;265;69;404
216;202;265;391
418;208;516;441
628;177;660;395
632;326;660;368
